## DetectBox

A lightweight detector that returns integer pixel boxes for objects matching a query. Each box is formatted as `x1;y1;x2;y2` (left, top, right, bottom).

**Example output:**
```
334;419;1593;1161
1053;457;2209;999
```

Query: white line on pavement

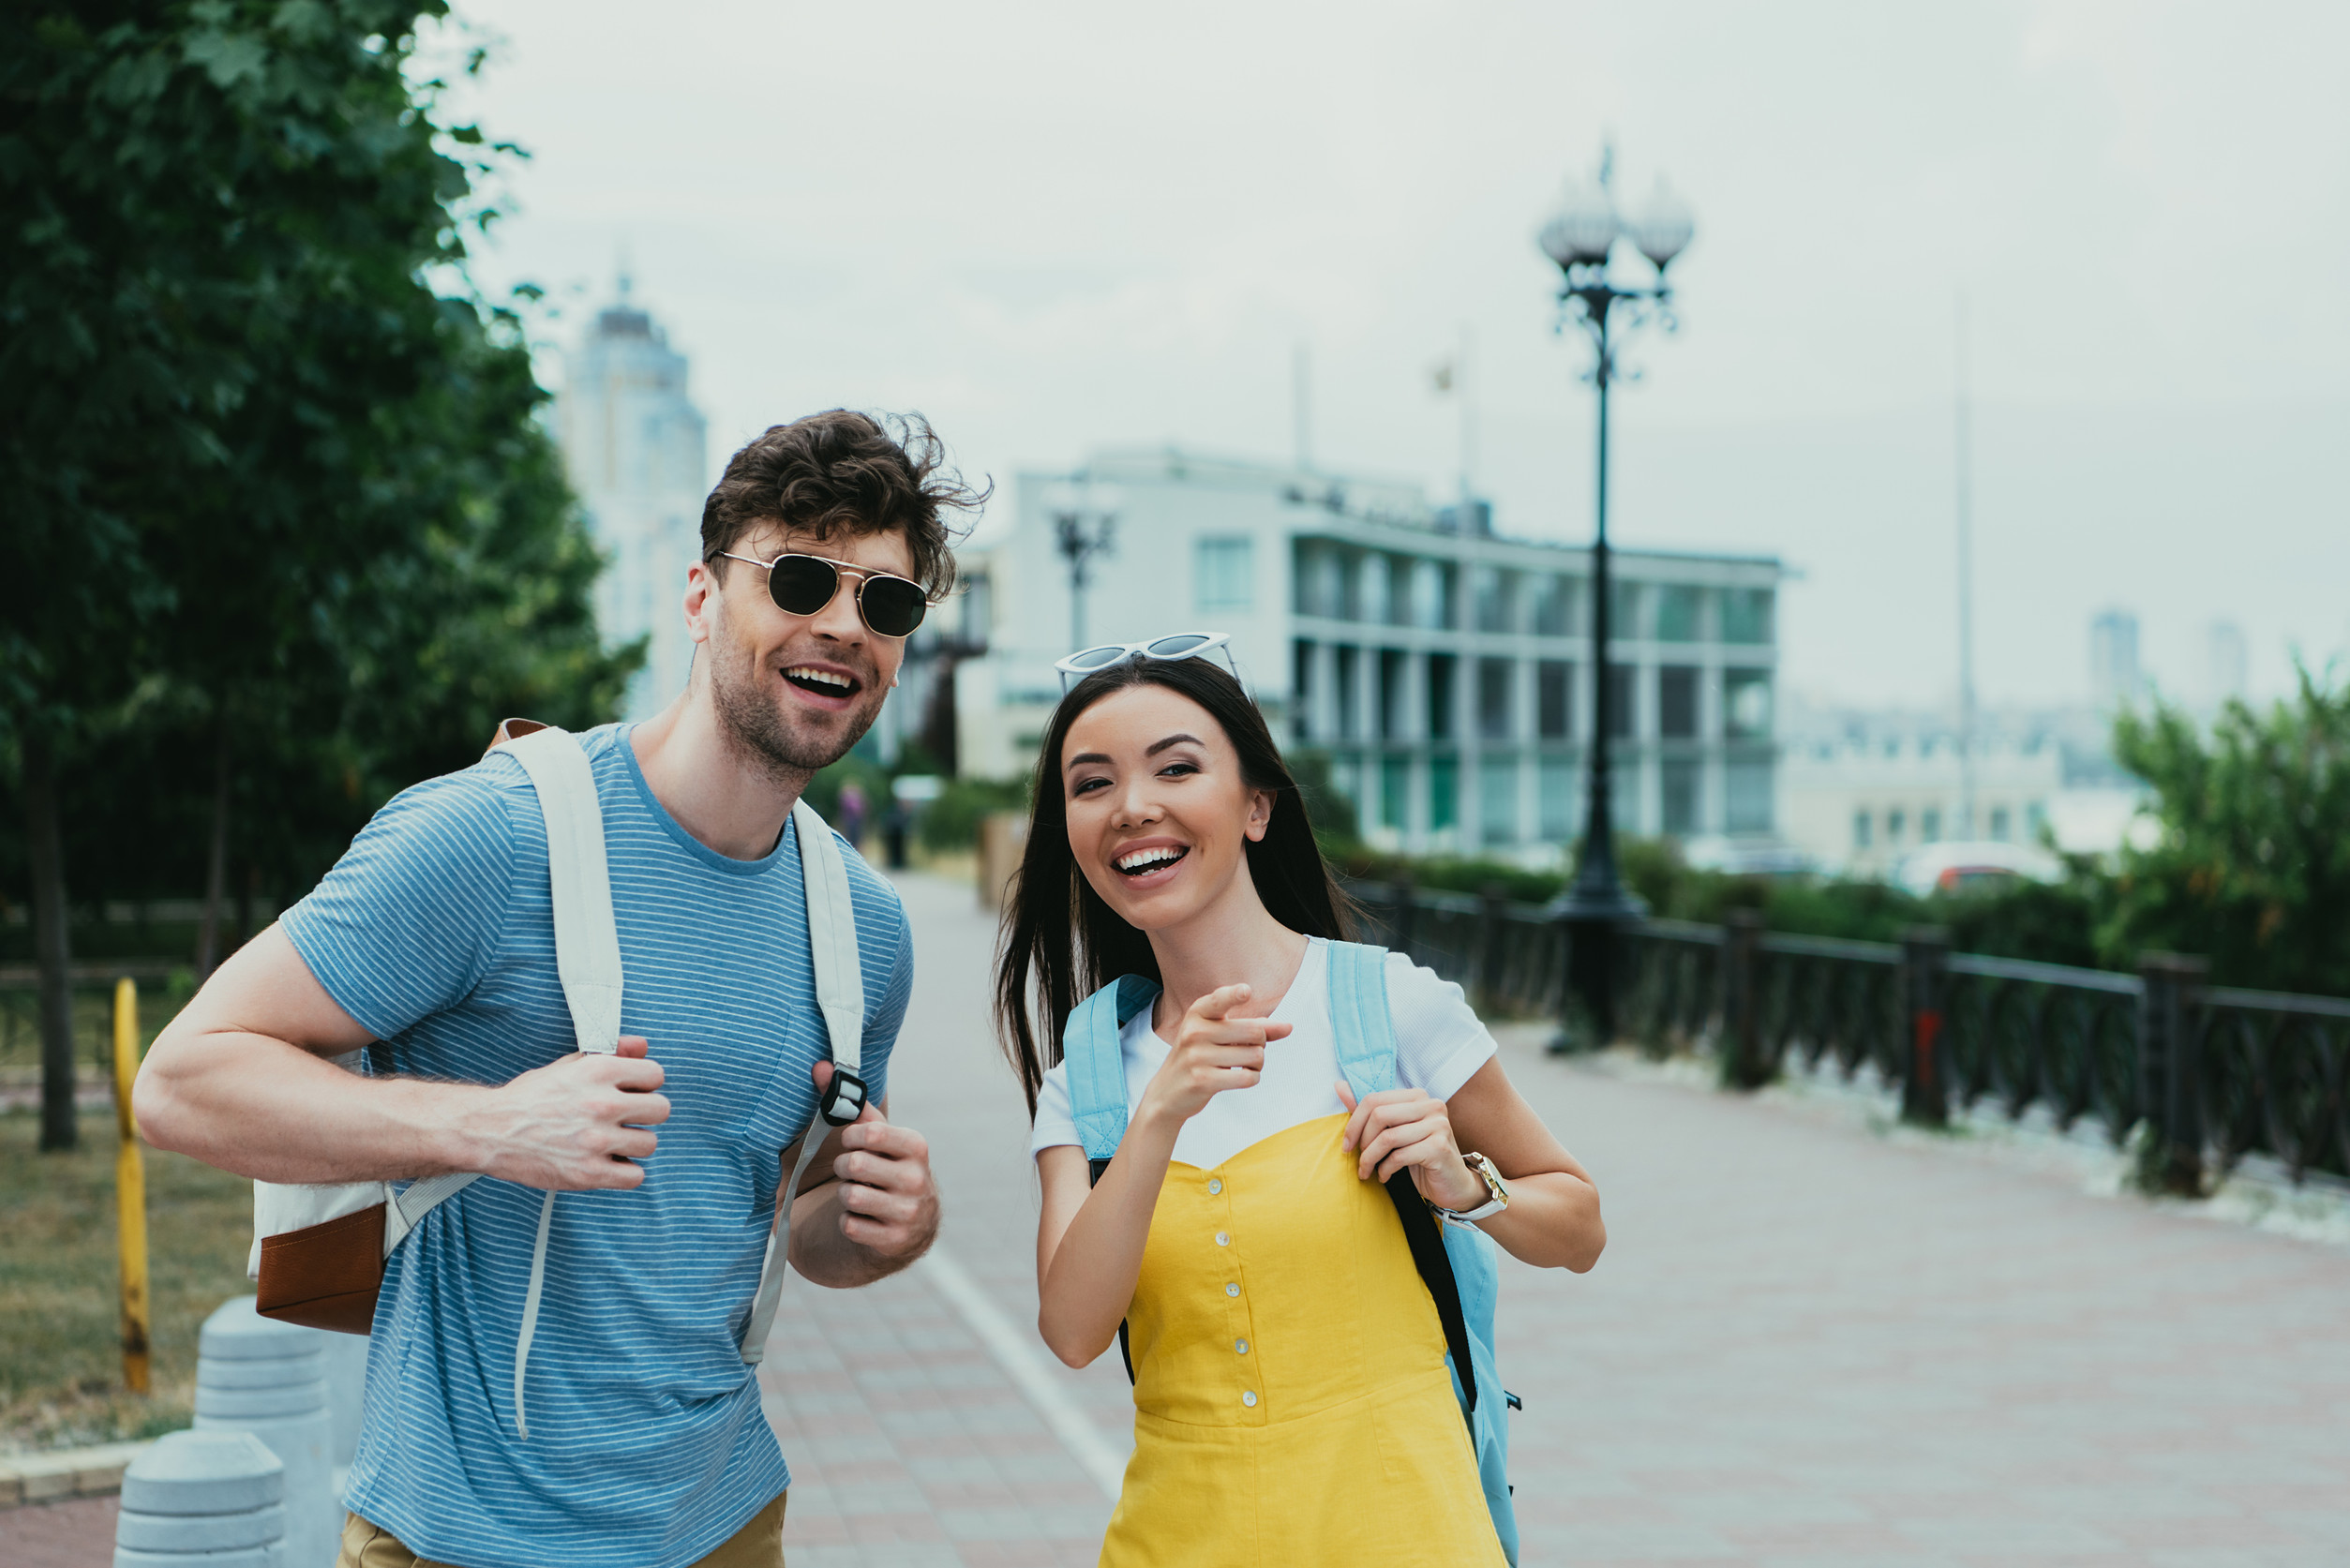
917;1244;1126;1501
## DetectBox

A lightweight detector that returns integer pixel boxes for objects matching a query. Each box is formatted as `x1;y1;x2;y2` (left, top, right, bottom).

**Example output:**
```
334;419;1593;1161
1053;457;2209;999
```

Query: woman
996;643;1605;1566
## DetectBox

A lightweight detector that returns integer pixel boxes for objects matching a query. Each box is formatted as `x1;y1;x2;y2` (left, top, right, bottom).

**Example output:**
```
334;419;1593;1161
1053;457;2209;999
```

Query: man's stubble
705;625;887;785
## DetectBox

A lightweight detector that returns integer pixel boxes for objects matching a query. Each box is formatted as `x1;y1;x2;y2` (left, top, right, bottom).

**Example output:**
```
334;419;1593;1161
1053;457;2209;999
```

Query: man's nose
806;571;868;645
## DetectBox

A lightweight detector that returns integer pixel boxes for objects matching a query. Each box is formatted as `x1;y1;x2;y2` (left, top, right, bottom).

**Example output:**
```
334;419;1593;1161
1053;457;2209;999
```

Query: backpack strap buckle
819;1068;868;1127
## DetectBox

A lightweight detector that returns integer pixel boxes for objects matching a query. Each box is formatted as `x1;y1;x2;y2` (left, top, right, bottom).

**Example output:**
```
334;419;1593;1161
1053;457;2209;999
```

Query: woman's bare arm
1340;1056;1604;1272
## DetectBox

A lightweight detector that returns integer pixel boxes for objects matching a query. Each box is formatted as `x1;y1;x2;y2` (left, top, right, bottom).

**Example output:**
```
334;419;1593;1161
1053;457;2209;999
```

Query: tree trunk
22;729;79;1153
195;724;231;979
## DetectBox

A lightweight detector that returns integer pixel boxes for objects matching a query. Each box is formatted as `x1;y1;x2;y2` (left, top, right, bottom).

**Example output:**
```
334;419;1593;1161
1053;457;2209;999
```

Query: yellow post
112;978;151;1395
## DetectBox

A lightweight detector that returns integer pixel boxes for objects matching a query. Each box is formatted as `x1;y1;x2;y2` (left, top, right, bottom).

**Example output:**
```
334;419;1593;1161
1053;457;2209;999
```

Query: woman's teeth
1115;846;1188;875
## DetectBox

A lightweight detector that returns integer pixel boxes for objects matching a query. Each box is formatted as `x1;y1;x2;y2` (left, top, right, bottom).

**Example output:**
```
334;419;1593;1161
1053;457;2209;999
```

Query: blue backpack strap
1322;937;1519;1563
1064;973;1160;1166
1325;940;1398;1100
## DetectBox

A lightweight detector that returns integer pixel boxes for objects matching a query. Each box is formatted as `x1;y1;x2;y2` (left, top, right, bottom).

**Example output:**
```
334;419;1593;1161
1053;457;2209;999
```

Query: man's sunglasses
714;551;934;639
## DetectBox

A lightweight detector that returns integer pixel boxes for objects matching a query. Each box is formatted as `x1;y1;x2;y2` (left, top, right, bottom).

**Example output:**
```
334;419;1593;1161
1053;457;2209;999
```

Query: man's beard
708;641;885;783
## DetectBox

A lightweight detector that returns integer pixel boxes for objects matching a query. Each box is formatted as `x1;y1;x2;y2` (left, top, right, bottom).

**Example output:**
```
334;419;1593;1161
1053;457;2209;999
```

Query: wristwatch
1431;1151;1510;1224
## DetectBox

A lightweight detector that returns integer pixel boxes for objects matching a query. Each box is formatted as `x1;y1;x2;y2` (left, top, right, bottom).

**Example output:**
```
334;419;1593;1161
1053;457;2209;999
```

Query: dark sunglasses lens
859;575;928;636
769;555;839;616
1145;634;1213;659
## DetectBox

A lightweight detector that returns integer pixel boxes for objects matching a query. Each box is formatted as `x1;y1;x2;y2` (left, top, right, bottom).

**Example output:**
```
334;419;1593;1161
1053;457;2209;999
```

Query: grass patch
0;1109;252;1454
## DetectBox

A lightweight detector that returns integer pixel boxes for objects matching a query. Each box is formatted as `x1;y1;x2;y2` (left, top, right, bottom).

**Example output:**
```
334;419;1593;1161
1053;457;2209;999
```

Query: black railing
1347;879;2350;1187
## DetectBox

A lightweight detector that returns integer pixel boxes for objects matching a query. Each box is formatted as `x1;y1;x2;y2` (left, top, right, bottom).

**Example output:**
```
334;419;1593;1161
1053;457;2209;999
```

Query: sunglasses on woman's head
1055;632;1236;694
714;551;933;638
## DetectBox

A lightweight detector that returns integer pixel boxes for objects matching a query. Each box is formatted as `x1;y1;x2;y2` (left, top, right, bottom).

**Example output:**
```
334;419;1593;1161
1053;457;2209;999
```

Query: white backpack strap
486;724;625;1437
740;801;867;1364
501;726;625;1056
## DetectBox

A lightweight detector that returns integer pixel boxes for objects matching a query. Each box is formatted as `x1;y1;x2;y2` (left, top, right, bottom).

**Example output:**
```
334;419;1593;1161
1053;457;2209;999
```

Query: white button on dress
1224;1282;1240;1298
1241;1391;1258;1408
1207;1177;1223;1195
1235;1338;1249;1355
1215;1232;1230;1247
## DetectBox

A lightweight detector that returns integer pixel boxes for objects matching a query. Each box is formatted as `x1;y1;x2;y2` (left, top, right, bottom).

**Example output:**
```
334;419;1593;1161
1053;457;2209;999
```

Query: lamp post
1538;143;1694;1049
1052;487;1117;652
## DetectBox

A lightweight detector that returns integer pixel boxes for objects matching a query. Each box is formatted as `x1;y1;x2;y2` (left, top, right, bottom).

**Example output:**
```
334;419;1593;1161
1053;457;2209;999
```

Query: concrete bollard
193;1297;338;1568
113;1428;286;1568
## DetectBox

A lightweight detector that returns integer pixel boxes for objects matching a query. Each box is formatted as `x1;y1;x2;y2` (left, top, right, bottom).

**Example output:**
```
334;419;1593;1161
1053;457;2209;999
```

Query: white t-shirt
1029;937;1498;1170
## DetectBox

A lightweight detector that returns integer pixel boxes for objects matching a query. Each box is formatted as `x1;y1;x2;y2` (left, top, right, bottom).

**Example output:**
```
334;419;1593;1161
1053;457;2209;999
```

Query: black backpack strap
1384;1172;1478;1412
1084;1157;1138;1384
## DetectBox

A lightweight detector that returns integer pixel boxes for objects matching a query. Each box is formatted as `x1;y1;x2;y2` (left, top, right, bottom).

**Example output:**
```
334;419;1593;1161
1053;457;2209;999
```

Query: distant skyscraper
557;276;709;720
2088;608;2142;710
2204;620;2248;709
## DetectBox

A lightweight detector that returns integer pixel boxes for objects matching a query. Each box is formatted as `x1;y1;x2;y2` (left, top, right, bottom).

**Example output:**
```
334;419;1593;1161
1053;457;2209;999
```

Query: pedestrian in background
837;781;869;848
994;644;1605;1565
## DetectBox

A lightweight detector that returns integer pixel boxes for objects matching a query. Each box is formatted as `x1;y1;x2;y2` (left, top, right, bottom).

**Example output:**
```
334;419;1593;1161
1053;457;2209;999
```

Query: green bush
920;776;1028;852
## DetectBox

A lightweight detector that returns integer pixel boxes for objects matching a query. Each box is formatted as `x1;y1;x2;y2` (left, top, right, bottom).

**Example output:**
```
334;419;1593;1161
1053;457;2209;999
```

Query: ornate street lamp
1051;485;1118;652
1538;144;1693;1048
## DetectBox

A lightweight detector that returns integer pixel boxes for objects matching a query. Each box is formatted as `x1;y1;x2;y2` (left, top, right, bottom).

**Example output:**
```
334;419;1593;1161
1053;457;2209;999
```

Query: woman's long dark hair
994;655;1355;1115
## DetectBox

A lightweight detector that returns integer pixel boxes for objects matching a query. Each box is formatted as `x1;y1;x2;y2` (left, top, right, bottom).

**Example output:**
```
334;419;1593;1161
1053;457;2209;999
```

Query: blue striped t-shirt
280;723;912;1568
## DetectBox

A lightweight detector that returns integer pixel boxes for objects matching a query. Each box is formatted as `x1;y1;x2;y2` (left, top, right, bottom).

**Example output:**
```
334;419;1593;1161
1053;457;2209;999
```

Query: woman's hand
1336;1080;1489;1213
1135;983;1293;1130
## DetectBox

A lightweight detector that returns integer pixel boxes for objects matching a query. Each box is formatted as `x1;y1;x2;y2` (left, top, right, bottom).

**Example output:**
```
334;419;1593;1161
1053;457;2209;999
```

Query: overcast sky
434;0;2349;709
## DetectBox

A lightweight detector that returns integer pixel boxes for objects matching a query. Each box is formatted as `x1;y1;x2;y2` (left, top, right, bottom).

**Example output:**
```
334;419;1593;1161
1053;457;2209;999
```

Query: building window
1197;536;1254;612
1476;658;1514;740
1990;804;2012;841
1334;645;1360;741
1427;653;1456;740
1610;579;1643;640
1380;754;1409;830
1480;757;1519;845
1658;665;1699;739
1662;758;1700;835
1429;754;1459;832
1655;585;1704;643
1853;810;1874;849
1358;553;1390;624
1726;760;1773;833
1539;754;1577;840
1292;639;1313;741
1533;575;1579;637
1536;661;1572;739
1921;807;1942;844
1606;664;1636;739
1722;588;1774;645
1887;807;1907;845
1385;556;1414;627
1724;669;1773;739
1473;569;1519;634
1378;649;1406;741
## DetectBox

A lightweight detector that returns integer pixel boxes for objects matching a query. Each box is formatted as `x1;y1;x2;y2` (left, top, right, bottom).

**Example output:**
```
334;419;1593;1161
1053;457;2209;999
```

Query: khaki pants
336;1492;786;1568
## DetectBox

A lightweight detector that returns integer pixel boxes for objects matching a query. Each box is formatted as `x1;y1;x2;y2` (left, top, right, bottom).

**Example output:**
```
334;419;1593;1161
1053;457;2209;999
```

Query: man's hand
806;1060;939;1267
468;1036;670;1192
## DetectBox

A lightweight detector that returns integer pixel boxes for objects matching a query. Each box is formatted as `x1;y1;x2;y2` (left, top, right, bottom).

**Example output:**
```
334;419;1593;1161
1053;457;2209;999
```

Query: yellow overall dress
1099;1113;1508;1567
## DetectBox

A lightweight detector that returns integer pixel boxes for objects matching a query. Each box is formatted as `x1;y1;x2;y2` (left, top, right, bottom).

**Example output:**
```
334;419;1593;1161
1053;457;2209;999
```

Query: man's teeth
786;666;852;691
1117;847;1185;873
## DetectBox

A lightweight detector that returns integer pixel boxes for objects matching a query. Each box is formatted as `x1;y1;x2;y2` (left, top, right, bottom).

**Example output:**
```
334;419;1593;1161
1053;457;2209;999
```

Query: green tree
2;1;635;1148
2101;670;2350;994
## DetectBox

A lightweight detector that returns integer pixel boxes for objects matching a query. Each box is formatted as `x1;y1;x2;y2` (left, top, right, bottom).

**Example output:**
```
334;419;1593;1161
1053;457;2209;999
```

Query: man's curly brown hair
700;411;986;600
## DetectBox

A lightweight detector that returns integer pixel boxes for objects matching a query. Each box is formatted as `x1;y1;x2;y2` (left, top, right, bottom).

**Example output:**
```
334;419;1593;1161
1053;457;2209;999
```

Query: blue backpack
1063;940;1520;1564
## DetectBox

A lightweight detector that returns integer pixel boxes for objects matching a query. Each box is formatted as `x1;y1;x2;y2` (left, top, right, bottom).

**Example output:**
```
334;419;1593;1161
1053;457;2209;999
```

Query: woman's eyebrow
1145;733;1204;757
1064;752;1111;770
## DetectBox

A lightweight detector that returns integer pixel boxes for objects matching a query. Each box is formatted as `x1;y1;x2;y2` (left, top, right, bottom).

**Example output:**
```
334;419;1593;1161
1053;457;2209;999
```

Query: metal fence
1346;879;2350;1187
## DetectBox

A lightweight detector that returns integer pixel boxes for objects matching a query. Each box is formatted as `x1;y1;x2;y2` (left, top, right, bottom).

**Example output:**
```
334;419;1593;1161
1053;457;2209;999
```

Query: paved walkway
14;868;2349;1565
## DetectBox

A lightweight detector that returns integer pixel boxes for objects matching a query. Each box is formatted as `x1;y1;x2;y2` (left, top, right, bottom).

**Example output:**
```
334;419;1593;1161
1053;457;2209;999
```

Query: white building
556;278;709;719
1779;729;2065;880
2089;607;2143;712
953;448;1783;860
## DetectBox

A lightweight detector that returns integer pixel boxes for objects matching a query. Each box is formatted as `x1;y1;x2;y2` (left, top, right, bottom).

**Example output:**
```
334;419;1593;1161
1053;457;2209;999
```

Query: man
138;411;985;1568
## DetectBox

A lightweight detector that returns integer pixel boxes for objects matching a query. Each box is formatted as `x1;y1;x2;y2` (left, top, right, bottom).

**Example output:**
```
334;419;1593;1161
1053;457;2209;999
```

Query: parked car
1893;840;2063;899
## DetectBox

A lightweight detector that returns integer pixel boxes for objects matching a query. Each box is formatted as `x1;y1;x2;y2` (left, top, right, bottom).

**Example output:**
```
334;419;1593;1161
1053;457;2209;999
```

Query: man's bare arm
135;924;669;1190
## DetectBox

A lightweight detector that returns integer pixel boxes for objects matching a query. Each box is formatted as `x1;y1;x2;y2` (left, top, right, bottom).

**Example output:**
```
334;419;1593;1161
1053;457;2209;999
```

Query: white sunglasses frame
1054;632;1236;694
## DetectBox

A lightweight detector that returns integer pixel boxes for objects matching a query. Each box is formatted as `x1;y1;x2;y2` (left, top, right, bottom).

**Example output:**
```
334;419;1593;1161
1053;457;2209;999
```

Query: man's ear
683;560;721;649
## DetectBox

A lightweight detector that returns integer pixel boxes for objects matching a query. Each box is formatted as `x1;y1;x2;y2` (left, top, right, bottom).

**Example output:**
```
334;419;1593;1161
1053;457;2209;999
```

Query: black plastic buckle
819;1068;867;1127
